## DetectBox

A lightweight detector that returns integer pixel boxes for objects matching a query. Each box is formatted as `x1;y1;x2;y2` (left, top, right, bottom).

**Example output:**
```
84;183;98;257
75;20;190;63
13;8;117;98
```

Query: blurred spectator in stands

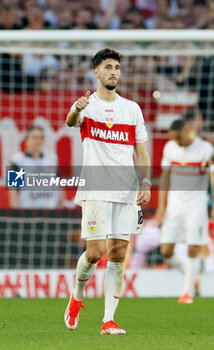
64;56;93;90
24;5;50;29
133;0;156;20
1;1;27;29
182;109;204;138
41;0;74;28
174;50;214;129
0;0;212;30
177;0;195;22
56;7;73;29
206;0;214;28
42;0;65;27
9;125;64;209
121;7;145;29
39;67;59;90
192;0;209;28
67;0;84;18
177;0;194;8
74;6;97;29
0;4;17;29
98;0;132;29
3;0;21;5
119;55;155;92
22;54;59;88
23;0;38;10
145;0;172;29
120;18;137;29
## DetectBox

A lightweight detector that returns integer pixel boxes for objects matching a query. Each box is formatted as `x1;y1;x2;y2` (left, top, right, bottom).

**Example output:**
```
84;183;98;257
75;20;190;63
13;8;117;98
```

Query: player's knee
108;245;127;262
161;245;173;258
188;245;199;258
86;248;105;264
86;253;102;264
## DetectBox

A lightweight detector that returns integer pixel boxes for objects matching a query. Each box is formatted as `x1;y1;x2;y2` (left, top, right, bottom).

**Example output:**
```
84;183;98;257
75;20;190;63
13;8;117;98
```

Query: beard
100;77;117;91
105;84;116;90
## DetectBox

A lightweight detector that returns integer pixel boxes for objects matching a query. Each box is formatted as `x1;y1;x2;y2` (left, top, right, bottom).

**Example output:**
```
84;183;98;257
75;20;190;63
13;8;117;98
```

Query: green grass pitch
0;298;214;350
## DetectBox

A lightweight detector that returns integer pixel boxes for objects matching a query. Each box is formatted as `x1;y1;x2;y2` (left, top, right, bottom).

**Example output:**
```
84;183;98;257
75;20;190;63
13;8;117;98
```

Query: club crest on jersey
88;221;96;231
105;116;114;129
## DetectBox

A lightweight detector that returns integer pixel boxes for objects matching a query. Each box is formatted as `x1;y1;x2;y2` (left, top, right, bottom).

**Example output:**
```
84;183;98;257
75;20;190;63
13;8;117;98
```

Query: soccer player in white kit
156;119;214;304
64;48;151;334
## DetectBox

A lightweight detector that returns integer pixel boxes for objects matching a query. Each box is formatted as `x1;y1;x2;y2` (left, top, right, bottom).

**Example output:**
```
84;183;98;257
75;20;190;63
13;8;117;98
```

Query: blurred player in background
9;124;64;209
64;48;151;335
182;108;207;295
182;108;204;139
156;119;213;304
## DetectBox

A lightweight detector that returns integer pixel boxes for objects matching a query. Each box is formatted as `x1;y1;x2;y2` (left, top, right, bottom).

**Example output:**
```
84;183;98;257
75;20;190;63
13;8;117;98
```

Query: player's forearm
158;171;170;208
157;190;167;210
66;109;80;127
136;152;151;182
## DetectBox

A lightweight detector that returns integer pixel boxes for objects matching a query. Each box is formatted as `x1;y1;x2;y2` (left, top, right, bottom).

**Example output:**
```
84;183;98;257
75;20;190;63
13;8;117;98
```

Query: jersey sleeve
161;142;171;169
204;142;214;161
70;102;84;127
135;104;148;143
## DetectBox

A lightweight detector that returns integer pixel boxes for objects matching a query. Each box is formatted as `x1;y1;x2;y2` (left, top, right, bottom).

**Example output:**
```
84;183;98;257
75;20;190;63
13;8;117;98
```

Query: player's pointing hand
75;91;91;112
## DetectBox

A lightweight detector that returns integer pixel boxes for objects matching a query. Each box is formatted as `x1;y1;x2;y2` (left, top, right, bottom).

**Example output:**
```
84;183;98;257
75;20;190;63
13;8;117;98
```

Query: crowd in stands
0;0;213;30
0;0;214;128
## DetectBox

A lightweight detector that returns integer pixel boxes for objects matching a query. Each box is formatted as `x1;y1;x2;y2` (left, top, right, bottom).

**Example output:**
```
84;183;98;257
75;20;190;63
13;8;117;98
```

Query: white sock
73;252;97;301
103;261;124;323
182;256;201;297
166;253;185;274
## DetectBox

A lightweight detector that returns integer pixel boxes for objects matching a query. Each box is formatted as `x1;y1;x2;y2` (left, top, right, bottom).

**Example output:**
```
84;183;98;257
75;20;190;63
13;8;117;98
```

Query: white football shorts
81;200;143;241
160;204;208;246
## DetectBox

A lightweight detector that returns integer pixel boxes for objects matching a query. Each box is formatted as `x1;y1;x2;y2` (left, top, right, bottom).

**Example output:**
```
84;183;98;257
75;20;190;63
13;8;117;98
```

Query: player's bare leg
194;245;208;296
100;239;129;335
64;240;106;330
161;243;185;274
179;245;201;304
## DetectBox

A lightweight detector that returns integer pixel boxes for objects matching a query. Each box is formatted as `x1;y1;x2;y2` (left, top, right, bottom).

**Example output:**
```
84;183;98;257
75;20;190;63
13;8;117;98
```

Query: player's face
169;127;190;146
26;129;44;152
94;58;120;90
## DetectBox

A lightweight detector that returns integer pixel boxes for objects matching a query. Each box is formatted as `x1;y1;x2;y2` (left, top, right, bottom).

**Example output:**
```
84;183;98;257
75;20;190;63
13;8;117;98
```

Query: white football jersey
72;92;148;204
11;151;60;209
161;138;213;211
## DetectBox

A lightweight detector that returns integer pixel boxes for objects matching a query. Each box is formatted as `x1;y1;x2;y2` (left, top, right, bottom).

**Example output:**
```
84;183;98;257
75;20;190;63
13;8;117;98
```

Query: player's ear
93;68;99;79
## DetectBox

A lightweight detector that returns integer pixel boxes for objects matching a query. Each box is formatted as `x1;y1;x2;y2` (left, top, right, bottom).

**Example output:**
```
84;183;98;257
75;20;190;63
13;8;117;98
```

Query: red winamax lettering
80;117;136;145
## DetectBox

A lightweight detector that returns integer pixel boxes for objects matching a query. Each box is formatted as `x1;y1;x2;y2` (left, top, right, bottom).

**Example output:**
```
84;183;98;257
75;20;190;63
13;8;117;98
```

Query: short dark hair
169;119;185;131
91;48;123;69
26;125;44;138
182;109;196;122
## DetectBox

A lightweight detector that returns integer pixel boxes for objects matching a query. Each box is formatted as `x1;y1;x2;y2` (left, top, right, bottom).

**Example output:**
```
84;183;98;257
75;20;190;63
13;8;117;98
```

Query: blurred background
0;0;214;297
